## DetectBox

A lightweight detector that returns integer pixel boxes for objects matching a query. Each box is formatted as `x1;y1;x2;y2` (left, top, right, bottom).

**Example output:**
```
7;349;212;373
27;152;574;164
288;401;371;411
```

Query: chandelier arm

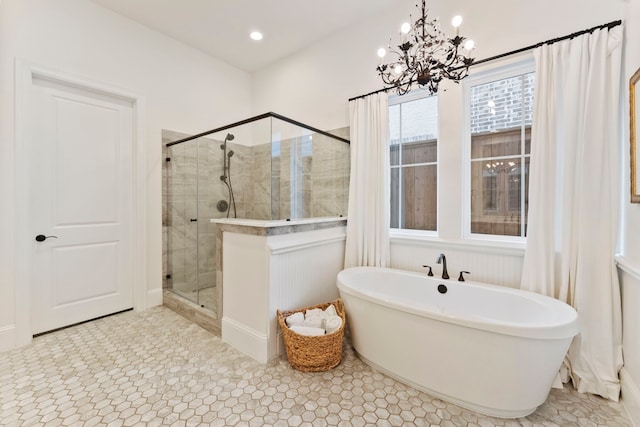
441;63;469;81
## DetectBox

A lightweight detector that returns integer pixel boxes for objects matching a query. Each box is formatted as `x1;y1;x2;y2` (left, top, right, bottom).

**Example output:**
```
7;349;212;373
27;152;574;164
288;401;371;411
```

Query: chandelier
376;0;475;96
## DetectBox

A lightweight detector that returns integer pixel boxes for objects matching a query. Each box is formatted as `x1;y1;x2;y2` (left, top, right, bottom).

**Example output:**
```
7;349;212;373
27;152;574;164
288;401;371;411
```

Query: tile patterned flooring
0;307;632;427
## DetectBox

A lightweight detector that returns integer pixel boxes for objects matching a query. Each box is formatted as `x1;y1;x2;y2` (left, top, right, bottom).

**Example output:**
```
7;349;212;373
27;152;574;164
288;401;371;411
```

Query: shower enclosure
162;113;350;315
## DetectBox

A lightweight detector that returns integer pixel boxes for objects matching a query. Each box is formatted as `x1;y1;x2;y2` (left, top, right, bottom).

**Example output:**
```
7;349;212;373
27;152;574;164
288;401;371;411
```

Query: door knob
35;234;58;242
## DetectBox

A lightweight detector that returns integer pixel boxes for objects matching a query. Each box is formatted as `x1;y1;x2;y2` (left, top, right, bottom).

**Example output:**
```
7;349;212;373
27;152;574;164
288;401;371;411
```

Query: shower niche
162;113;350;320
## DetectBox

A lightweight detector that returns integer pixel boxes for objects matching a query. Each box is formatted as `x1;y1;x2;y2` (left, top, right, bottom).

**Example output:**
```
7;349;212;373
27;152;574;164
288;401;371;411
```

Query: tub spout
436;253;449;280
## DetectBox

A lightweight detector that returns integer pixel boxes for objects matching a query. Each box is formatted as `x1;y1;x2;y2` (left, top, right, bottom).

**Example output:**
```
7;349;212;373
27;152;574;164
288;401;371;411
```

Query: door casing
13;60;147;348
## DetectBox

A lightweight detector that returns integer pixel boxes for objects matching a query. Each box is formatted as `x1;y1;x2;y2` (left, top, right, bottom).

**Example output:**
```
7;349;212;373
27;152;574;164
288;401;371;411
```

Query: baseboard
0;324;30;353
277;329;285;358
621;367;640;426
221;317;270;364
0;324;16;353
147;288;163;308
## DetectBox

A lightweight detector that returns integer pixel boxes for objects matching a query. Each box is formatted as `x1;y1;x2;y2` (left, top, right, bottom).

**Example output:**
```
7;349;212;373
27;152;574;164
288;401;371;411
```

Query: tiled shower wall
271;131;350;220
161;127;350;297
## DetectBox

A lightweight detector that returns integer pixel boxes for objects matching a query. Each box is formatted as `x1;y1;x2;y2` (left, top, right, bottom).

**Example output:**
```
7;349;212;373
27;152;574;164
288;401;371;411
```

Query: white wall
624;0;640;261
0;0;252;350
620;0;640;423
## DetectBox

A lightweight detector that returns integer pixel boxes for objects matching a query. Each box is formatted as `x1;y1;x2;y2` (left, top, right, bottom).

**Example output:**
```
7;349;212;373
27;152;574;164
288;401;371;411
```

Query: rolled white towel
285;312;304;327
302;316;324;329
289;326;325;336
305;308;324;318
324;315;342;334
323;304;337;318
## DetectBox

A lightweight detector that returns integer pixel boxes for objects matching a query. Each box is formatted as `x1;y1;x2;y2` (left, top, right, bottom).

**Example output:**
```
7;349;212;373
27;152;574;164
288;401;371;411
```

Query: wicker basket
277;299;346;372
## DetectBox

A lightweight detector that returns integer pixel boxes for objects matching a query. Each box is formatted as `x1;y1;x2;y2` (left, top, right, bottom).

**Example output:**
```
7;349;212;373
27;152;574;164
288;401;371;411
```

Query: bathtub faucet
436;253;449;280
422;265;434;276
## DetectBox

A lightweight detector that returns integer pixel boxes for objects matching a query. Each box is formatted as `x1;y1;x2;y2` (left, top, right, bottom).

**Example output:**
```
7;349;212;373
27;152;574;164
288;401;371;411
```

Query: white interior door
28;75;134;334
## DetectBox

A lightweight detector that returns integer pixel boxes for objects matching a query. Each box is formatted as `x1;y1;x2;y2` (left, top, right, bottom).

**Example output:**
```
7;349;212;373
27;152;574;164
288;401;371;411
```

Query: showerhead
220;133;235;150
227;150;234;158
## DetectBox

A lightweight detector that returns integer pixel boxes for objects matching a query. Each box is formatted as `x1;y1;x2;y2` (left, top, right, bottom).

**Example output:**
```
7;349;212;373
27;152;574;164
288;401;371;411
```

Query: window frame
462;59;535;243
388;89;439;237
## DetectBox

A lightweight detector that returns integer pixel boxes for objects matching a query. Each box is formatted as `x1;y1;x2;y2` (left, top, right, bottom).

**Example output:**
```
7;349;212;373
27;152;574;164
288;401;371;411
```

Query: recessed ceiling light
250;31;263;41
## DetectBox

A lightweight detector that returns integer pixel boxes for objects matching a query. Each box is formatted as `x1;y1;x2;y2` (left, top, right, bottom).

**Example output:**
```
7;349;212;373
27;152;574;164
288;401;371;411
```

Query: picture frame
631;67;640;203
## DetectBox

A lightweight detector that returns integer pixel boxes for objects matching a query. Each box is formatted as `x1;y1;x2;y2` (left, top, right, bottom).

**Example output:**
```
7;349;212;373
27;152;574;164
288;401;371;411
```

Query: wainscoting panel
269;237;344;313
267;229;345;361
617;256;640;426
390;237;525;288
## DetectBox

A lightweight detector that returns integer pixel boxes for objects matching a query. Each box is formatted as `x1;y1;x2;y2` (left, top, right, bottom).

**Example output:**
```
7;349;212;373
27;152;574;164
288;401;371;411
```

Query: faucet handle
458;271;470;282
422;265;434;276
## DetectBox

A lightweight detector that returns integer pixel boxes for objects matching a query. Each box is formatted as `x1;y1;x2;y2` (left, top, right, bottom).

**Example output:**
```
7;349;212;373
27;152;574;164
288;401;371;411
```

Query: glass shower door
166;139;199;303
165;134;223;315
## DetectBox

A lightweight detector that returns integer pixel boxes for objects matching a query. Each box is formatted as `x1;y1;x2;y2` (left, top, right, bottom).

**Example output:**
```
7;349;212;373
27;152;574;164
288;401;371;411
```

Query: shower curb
162;289;220;336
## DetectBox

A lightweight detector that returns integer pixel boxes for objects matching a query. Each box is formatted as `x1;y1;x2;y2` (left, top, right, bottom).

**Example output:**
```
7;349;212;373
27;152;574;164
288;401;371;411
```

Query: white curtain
520;26;624;401
344;93;390;268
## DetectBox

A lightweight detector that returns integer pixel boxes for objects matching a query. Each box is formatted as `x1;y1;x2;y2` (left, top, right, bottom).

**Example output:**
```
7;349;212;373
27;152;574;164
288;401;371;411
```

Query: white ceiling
90;0;399;72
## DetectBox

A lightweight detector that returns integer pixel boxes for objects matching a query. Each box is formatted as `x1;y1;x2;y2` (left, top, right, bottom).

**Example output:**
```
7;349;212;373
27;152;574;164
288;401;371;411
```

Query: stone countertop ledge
210;216;347;236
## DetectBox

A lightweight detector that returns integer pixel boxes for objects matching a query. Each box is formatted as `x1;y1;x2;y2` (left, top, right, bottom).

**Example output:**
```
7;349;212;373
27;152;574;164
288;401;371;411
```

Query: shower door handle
35;234;58;242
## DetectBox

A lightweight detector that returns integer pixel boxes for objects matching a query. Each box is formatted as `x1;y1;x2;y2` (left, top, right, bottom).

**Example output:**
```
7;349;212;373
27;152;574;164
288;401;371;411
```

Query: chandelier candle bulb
400;22;411;42
452;15;462;36
464;40;475;58
377;48;387;65
464;39;475;51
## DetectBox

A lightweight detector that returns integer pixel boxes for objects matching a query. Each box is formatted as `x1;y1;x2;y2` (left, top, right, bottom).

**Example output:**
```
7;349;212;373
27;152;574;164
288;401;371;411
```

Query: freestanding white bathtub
337;266;579;418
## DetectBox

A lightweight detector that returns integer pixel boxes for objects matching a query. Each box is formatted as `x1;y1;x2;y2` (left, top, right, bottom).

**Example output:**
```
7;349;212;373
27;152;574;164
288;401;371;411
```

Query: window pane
524;157;529;236
389;104;400;166
390;93;438;231
401;139;437;165
389;104;400;141
471;128;531;159
470;157;528;236
398;96;438;143
390;144;399;167
468;68;533;238
400;165;437;231
470;73;535;136
390;168;399;228
484;175;497;211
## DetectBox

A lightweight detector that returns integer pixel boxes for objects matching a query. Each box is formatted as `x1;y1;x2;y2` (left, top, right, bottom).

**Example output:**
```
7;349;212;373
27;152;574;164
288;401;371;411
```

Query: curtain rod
348;19;622;102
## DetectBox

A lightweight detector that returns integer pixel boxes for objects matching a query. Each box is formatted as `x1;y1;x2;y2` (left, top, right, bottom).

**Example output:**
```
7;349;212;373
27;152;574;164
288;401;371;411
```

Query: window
389;91;438;231
467;65;535;238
